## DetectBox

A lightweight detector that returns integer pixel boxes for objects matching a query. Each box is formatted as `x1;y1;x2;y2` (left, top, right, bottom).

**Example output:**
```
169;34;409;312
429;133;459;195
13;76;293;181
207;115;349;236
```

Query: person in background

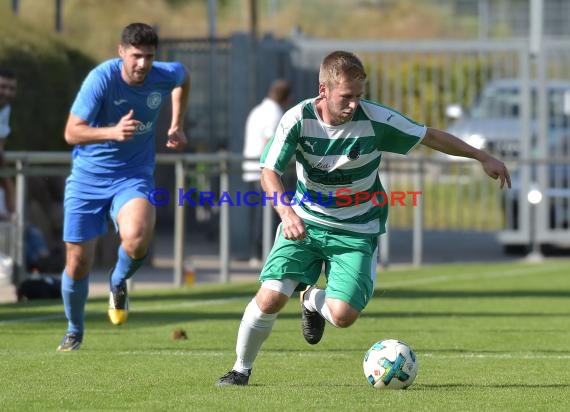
57;22;191;352
217;50;511;386
242;79;291;266
0;68;17;217
0;69;62;275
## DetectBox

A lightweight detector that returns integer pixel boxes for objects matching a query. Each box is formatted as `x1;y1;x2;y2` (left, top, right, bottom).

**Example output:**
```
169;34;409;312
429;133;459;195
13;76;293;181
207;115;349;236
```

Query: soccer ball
363;339;419;389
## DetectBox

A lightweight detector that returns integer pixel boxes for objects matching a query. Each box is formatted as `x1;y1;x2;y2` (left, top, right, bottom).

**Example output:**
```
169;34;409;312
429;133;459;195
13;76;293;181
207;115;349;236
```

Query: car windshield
470;84;570;120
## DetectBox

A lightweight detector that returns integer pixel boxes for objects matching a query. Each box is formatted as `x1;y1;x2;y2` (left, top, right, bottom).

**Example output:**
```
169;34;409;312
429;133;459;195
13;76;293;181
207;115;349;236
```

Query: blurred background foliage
0;0;480;151
0;10;95;151
2;0;478;61
0;0;481;151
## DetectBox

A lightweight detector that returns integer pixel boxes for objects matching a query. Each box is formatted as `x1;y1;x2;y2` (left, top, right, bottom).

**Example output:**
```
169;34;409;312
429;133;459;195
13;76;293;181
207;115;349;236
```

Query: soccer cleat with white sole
300;285;325;345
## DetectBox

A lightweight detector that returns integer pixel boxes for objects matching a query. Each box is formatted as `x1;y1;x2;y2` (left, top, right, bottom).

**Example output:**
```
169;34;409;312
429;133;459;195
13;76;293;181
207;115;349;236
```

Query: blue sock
110;246;146;291
61;271;89;336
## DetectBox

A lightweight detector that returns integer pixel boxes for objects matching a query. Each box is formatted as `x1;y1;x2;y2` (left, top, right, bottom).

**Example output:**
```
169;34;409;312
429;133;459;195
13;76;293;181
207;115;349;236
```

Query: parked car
445;78;570;159
445;78;570;248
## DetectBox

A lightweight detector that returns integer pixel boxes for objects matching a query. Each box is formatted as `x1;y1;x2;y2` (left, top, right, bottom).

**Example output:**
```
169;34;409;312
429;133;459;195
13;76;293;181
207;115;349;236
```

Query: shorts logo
147;92;162;109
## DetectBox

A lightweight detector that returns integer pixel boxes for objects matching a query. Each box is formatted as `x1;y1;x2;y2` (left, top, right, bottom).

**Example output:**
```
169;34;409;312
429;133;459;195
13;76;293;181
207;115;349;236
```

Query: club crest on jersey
348;142;360;160
147;92;162;109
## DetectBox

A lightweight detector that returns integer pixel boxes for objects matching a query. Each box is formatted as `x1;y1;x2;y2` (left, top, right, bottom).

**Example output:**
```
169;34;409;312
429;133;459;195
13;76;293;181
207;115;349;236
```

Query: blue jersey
69;58;186;178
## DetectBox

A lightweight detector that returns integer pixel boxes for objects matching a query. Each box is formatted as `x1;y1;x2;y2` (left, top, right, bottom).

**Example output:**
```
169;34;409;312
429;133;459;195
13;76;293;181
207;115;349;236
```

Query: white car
445;78;570;159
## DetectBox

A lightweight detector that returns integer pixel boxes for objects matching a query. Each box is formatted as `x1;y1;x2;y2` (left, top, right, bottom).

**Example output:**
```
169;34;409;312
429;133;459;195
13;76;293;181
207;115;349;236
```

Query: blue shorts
63;173;154;243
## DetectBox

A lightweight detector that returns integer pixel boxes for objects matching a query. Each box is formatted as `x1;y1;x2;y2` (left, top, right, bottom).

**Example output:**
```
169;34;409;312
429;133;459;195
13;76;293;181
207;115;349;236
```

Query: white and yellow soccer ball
363;339;419;389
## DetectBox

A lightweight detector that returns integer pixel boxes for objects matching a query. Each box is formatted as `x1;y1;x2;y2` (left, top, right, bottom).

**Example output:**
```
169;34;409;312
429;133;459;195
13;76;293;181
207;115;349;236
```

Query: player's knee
329;308;359;328
121;236;150;259
255;290;288;314
65;255;90;279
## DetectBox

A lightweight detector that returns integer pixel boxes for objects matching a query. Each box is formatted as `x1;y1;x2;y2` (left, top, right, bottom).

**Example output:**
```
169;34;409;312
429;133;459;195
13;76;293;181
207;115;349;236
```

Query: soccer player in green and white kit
217;50;511;386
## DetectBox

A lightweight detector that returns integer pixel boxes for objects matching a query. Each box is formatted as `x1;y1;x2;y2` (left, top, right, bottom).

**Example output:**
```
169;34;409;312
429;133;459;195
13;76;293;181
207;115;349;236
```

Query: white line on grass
421;352;570;360
378;265;560;288
0;314;65;324
134;297;246;312
0;297;247;325
106;350;570;360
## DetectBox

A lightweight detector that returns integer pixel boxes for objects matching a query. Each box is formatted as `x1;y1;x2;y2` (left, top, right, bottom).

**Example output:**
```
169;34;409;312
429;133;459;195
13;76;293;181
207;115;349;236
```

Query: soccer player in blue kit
57;23;191;351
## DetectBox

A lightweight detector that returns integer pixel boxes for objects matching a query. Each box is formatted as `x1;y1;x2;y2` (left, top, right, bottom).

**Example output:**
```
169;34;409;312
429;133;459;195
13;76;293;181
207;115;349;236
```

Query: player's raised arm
166;67;191;151
421;127;511;189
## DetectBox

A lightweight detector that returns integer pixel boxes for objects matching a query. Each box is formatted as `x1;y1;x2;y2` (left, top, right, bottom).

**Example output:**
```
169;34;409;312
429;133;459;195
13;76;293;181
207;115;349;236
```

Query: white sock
302;287;337;327
232;298;277;375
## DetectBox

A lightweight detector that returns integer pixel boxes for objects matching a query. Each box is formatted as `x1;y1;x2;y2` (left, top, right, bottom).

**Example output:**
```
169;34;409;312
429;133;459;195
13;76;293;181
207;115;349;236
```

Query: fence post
173;159;185;286
14;159;26;285
219;153;230;283
412;158;424;267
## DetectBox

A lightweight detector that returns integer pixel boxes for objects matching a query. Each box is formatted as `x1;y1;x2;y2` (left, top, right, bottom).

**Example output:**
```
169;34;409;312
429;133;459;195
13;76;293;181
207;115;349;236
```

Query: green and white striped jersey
260;97;426;236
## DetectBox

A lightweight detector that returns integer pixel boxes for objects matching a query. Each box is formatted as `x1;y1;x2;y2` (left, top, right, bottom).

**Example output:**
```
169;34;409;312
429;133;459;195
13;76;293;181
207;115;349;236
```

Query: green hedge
0;14;95;151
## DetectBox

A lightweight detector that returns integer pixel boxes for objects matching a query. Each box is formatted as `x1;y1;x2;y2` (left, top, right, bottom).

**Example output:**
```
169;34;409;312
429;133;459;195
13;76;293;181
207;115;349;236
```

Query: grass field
1;260;569;411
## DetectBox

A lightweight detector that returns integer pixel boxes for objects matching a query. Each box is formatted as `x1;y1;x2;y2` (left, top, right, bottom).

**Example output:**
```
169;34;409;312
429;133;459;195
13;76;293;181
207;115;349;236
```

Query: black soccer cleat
216;370;250;387
300;286;325;345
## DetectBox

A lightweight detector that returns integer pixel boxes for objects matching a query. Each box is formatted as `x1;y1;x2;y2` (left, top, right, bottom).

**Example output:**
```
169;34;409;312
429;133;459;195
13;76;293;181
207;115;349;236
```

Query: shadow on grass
76;307;570;330
375;289;570;299
0;283;260;319
2;303;568;326
2;283;569;325
360;310;569;318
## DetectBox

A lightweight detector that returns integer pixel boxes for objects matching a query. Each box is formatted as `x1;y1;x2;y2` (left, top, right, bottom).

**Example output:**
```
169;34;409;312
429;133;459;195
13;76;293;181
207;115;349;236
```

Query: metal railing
5;150;539;287
4;151;245;286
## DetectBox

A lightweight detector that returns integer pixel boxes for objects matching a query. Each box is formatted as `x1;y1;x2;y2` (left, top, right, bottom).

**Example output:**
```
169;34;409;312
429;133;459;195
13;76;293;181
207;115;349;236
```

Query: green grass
1;260;569;411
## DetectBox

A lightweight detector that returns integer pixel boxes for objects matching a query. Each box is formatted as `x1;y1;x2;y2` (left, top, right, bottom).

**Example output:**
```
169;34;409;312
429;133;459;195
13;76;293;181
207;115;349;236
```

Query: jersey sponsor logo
311;160;334;170
309;168;352;186
147;92;162;109
113;99;128;106
135;121;153;134
107;121;153;134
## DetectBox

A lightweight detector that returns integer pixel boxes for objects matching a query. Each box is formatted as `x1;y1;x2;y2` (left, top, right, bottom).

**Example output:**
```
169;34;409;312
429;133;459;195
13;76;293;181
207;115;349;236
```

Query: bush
0;13;95;151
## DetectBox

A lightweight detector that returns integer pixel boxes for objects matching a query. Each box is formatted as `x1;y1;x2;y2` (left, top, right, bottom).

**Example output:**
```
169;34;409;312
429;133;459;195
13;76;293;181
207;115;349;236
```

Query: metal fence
5;32;570;286
3;150;515;287
158;33;570;253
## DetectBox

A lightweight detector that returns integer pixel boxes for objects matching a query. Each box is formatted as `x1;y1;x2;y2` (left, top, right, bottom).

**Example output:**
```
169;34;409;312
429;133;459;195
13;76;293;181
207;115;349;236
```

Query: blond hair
319;51;367;87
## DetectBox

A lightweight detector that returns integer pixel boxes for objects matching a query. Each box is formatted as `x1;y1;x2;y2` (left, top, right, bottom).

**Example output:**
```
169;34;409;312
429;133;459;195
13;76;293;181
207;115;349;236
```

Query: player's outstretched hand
166;126;188;151
481;154;511;189
115;109;141;141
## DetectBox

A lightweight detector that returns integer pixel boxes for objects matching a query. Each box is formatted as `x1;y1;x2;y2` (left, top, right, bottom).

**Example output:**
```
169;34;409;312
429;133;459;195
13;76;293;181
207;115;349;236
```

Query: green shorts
260;224;378;311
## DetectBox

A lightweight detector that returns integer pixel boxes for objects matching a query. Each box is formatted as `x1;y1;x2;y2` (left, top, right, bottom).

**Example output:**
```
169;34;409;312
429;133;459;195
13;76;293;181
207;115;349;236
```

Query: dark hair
120;23;158;48
268;79;292;105
0;68;16;79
